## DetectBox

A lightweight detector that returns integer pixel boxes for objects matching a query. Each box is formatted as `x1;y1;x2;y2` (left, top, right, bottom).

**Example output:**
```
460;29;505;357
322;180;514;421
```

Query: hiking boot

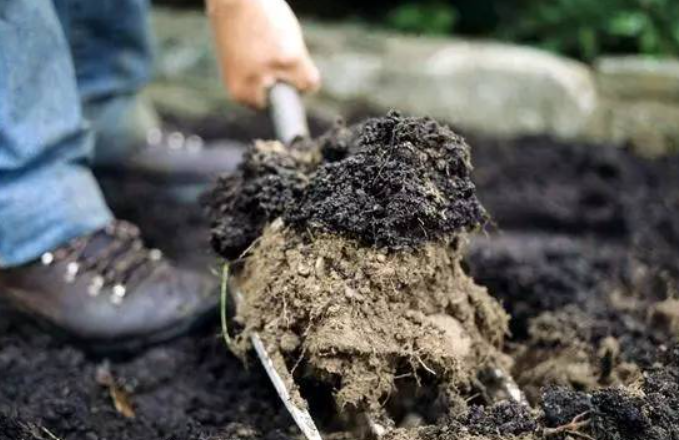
0;220;219;351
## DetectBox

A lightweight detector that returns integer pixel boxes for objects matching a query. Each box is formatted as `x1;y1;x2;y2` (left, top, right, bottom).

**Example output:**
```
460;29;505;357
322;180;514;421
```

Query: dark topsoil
2;113;679;440
207;112;486;258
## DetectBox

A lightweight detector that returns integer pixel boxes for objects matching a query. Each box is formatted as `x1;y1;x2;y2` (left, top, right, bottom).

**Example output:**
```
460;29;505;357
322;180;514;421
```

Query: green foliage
500;0;679;60
384;1;458;36
377;0;679;60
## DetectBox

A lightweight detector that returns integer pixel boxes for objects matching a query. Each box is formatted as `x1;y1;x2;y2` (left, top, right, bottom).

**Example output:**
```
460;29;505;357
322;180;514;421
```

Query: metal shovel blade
225;83;321;440
231;285;323;440
250;333;323;440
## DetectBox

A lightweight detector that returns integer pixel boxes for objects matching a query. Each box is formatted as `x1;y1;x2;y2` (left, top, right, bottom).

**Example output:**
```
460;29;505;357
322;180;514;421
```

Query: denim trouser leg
53;0;158;165
0;2;113;267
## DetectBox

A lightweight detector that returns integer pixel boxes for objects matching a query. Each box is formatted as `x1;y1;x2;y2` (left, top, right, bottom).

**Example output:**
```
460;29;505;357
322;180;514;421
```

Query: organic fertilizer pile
1;111;679;440
208;113;510;423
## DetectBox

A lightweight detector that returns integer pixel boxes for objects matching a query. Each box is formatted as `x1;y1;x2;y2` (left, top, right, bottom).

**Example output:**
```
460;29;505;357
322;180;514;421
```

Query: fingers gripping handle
268;83;309;144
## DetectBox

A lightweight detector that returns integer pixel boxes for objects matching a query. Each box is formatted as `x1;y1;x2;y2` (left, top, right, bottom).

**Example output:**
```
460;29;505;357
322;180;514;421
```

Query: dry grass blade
40;427;63;440
544;412;593;439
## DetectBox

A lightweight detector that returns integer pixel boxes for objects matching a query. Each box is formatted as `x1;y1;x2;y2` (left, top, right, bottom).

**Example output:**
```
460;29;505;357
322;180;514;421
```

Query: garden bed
1;113;678;440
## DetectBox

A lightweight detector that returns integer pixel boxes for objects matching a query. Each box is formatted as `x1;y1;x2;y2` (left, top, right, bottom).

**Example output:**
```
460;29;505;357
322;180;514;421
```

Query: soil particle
648;299;679;334
380;402;540;440
540;386;593;428
235;225;508;414
587;362;679;440
0;414;42;440
466;401;537;437
590;388;650;440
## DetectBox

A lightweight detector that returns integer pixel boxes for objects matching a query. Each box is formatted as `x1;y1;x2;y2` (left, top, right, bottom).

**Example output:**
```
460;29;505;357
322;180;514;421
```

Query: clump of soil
235;223;508;414
210;113;504;418
380;399;540;440
207;112;486;258
286;113;487;248
381;343;679;440
540;344;679;440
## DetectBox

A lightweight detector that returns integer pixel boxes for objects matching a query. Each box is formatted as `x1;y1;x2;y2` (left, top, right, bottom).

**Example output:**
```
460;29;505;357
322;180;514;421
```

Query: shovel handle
268;82;309;144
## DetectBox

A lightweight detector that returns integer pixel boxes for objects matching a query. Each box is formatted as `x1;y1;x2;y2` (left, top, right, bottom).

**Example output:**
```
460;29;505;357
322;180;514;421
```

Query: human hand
207;0;321;109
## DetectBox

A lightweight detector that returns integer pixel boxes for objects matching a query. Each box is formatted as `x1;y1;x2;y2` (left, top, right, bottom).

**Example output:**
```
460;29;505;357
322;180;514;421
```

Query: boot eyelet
88;276;105;297
41;252;54;266
186;135;204;153
149;249;163;261
146;128;163;146
65;262;80;283
168;132;185;150
111;284;127;305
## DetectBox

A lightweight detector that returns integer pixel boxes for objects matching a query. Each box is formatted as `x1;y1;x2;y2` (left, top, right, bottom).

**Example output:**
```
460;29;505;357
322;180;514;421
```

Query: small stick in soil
544;412;593;440
290;318;316;375
414;354;436;376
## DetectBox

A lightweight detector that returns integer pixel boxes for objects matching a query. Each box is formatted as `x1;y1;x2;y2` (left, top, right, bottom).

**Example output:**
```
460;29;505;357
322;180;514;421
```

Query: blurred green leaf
498;0;679;60
375;0;679;60
579;28;598;60
640;26;660;52
608;12;646;36
385;1;458;35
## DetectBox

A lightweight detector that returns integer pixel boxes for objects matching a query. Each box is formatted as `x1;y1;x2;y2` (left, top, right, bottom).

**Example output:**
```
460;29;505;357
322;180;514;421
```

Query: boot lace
39;221;164;305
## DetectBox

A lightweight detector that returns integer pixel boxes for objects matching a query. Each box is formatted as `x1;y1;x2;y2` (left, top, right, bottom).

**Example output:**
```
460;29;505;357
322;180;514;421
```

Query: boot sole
0;289;218;357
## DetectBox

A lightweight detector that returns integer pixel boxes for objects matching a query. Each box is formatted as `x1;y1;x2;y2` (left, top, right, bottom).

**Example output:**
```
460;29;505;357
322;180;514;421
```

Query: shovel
227;84;527;440
228;82;322;440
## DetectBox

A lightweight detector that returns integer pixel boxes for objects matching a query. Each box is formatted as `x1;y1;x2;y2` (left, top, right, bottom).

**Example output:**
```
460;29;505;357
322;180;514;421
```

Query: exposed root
544;412;592;439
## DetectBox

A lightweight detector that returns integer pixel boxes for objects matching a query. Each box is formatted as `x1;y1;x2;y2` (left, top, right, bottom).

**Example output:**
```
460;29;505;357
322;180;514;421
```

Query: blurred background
163;0;679;61
148;0;679;157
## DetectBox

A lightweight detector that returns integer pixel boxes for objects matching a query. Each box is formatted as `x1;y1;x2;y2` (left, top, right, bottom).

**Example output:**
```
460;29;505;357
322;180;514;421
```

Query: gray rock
591;99;679;157
307;25;600;138
589;56;679;156
596;56;679;101
376;41;597;138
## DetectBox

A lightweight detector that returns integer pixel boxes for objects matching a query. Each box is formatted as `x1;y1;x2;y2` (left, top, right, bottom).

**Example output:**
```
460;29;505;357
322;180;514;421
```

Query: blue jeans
0;0;153;267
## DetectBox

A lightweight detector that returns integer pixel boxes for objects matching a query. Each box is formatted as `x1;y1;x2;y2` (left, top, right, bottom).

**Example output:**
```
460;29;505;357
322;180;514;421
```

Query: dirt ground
1;113;678;440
